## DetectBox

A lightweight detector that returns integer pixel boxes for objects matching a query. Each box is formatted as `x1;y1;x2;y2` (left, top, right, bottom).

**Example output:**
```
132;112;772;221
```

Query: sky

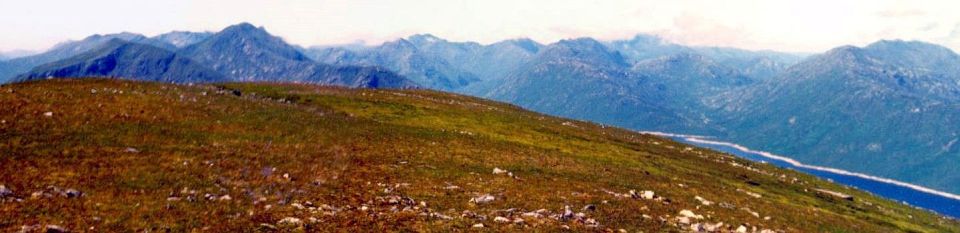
2;0;960;53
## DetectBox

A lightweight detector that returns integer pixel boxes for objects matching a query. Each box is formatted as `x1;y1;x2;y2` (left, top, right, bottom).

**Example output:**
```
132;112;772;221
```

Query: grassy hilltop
0;79;957;232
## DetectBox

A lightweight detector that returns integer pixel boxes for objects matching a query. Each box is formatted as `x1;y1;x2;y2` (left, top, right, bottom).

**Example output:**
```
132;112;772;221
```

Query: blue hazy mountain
0;32;173;83
14;23;417;88
307;34;543;91
715;40;960;193
176;23;416;88
306;35;480;90
692;47;805;80
15;39;225;83
481;38;758;134
479;38;717;133
607;34;804;80
153;31;214;48
0;50;38;61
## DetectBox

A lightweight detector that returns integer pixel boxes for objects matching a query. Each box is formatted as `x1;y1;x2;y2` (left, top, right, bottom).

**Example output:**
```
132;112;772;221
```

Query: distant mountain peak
407;34;444;44
539;37;628;67
84;32;146;41
864;39;958;57
225;22;260;31
220;22;270;38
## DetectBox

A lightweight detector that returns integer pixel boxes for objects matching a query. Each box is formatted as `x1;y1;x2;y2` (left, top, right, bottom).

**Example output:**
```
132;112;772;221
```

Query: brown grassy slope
0;78;957;232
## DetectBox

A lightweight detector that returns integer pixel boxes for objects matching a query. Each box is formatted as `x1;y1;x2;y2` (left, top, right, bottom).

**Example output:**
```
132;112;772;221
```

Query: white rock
521;212;543;218
736;225;748;233
494;216;510;223
703;222;724;231
277;217;303;226
678;210;703;219
45;225;67;233
695;196;714;206
472;223;485;228
43;112;53;117
493;167;508;174
641;190;655;200
561;205;574;221
470;194;495;204
0;185;12;197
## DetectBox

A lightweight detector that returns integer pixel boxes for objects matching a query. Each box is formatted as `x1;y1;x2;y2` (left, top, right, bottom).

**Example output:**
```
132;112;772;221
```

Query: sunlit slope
0;79;956;232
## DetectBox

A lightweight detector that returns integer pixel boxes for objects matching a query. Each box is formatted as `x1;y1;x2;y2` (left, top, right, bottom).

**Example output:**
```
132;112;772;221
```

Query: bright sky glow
2;0;959;53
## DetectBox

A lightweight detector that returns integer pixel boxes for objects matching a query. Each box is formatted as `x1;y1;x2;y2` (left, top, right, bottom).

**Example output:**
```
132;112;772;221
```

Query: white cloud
2;0;960;53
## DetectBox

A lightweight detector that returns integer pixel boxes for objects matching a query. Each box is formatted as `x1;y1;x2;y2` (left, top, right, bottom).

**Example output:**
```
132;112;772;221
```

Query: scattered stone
521;211;544;218
560;205;574;221
430;213;454;220
582;204;597;211
258;223;278;230
703;222;724;232
584;218;600;227
678;209;704;220
736;225;748;233
124;147;140;153
695;196;714;206
18;224;41;233
64;189;82;198
493;167;508;175
814;188;854;201
0;185;12;198
719;202;736;209
277;217;303;227
737;189;762;198
494;216;511;223
219;195;232;201
472;223;485;228
45;225;67;233
469;194;495;204
43;112;53;117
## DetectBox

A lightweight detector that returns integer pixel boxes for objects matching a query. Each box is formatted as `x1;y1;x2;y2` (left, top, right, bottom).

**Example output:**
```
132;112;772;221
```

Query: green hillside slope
0;79;957;232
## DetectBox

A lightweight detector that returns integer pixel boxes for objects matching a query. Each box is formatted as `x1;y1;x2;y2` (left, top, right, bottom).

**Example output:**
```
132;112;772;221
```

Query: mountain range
4;22;960;195
309;30;960;194
4;23;415;88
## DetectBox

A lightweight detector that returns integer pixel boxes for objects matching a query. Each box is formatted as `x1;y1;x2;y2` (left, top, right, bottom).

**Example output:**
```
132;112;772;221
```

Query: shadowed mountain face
0;33;175;83
714;40;960;193
482;38;752;135
15;39;225;83
12;23;417;89
175;23;415;88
